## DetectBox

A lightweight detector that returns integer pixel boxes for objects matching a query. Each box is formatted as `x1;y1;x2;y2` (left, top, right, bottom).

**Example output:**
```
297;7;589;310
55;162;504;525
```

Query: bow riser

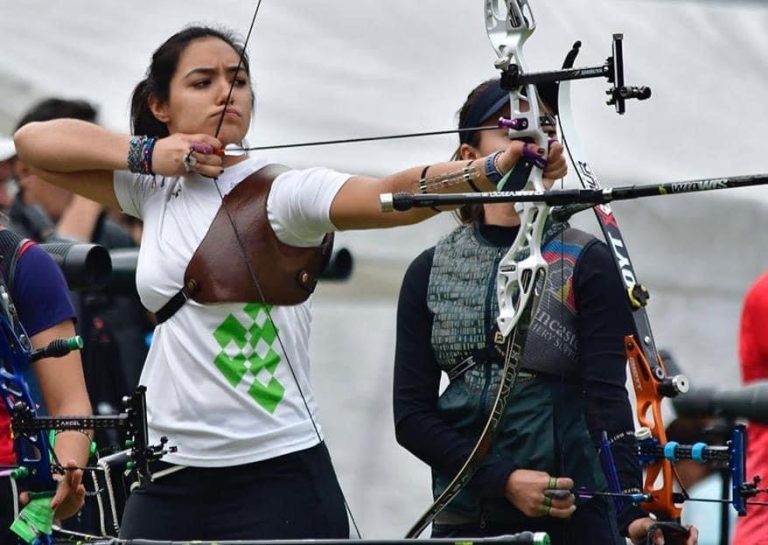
486;0;551;337
496;206;549;337
404;1;554;535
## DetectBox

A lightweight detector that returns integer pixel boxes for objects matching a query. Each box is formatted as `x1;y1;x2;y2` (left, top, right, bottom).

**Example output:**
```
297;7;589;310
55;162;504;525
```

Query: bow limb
404;282;542;538
556;40;689;528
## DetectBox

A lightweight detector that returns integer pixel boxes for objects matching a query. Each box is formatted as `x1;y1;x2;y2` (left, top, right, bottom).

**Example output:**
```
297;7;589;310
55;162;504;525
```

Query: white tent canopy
2;0;768;536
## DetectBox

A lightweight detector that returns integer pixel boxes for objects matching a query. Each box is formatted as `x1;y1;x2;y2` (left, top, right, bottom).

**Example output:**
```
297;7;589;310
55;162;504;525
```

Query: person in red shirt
734;272;768;545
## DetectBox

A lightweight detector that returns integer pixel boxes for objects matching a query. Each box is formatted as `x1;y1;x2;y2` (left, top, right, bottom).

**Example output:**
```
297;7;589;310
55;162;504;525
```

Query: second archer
392;78;698;545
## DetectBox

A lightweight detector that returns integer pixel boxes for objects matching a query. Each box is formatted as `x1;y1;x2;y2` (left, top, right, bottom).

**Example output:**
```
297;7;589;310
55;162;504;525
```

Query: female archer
392;78;699;545
13;26;565;540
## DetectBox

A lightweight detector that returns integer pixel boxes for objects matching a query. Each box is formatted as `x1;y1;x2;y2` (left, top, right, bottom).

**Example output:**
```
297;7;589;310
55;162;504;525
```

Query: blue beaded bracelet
127;135;156;175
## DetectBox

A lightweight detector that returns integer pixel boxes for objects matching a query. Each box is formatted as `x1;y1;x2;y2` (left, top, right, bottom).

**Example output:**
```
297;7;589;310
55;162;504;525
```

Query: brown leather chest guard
155;164;334;323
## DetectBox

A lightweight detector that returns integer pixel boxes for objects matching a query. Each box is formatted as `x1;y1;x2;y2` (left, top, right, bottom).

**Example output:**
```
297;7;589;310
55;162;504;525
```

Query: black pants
0;475;19;544
119;442;349;540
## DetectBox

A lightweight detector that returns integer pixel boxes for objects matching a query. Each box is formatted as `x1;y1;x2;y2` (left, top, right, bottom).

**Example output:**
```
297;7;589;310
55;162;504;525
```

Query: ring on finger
542;496;552;508
183;151;198;173
547;476;557;489
540;503;552;516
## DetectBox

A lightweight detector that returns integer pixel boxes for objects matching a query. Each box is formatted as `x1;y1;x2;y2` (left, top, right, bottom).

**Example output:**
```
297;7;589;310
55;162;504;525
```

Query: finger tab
191;142;223;156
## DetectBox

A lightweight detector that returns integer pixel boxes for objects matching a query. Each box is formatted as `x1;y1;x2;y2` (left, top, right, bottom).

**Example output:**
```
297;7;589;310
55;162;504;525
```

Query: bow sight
499;35;651;115
10;386;175;485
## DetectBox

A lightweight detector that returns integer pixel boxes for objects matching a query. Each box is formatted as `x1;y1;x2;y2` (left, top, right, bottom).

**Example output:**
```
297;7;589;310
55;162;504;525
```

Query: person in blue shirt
0;227;92;543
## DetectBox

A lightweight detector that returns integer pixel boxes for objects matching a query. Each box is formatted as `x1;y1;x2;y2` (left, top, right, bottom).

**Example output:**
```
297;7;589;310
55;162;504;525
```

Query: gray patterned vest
427;222;605;523
428;222;596;381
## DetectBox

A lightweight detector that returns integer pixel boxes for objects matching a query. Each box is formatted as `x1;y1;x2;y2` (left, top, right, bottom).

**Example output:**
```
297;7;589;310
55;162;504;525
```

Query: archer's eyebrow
183;65;248;79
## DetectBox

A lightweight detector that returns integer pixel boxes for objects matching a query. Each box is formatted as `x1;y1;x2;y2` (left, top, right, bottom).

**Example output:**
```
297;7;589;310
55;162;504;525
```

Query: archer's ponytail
130;79;169;138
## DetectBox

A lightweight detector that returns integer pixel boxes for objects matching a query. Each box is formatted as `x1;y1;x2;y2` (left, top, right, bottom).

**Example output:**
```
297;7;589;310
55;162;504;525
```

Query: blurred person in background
12;98;151;448
734;272;768;545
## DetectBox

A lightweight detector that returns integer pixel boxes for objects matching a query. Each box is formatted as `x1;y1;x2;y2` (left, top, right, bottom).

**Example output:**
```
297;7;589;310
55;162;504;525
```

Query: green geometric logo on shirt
213;303;285;414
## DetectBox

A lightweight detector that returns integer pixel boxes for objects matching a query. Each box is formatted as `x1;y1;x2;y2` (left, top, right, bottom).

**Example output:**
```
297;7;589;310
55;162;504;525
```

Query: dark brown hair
130;26;252;137
452;80;555;225
16;98;98;130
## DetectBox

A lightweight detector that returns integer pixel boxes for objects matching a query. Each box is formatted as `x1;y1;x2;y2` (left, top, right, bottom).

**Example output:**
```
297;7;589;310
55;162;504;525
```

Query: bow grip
497;142;549;192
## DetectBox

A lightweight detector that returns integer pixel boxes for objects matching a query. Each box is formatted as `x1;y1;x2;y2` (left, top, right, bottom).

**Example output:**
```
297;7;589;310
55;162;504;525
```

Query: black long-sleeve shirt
393;223;646;532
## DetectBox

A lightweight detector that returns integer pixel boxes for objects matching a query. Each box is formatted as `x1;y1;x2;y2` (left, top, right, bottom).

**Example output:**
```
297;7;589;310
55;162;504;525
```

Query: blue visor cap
459;79;558;145
459;81;508;144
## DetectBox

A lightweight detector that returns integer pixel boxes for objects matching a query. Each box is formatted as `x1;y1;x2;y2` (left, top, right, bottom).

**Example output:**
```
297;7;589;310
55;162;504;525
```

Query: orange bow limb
626;335;684;521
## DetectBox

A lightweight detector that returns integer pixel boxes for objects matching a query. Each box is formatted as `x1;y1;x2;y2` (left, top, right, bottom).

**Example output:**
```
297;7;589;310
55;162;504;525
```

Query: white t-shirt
114;156;351;466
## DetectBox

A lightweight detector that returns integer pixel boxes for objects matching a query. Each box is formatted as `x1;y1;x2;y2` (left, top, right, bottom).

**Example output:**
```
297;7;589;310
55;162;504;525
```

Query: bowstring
229;125;506;152
556;106;568;545
208;0;362;536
